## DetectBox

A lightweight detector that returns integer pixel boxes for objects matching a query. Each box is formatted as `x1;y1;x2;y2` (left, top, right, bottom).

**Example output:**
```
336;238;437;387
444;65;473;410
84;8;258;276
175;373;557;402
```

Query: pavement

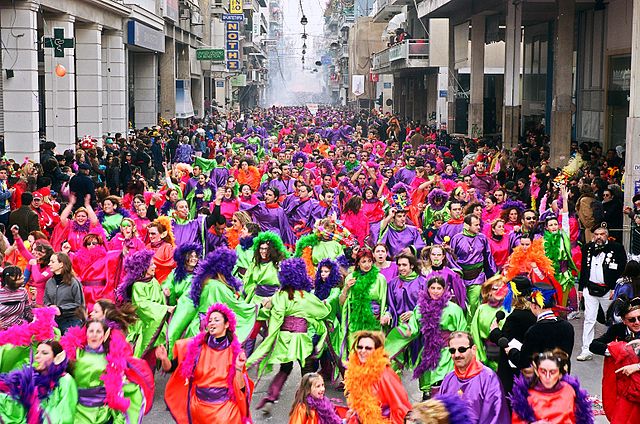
145;315;611;423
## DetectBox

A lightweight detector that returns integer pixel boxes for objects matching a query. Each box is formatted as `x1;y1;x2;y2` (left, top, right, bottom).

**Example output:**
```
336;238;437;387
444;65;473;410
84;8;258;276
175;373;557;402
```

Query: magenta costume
440;365;511;424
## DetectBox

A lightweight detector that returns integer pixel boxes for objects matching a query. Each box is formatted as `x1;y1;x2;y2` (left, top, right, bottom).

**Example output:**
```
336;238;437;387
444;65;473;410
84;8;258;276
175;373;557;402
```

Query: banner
230;0;243;14
226;22;240;71
352;75;365;96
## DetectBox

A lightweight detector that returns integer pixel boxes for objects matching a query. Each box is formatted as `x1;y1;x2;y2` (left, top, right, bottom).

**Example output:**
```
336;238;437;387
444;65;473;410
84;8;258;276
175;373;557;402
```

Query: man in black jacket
590;297;640;356
506;283;575;370
577;225;627;361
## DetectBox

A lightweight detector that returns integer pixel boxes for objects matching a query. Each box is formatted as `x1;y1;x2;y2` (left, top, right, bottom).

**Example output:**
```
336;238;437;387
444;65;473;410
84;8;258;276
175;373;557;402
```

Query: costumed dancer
233;222;260;278
69;233;109;312
243;231;288;355
167;248;257;358
97;196;129;239
339;249;389;357
60;320;154;424
386;254;426;328
343;331;412;423
543;212;577;307
373;243;398;283
288;373;344;424
421;245;467;312
247;257;331;415
0;341;77;424
470;276;507;371
240;187;297;248
90;299;138;335
116;250;173;365
159;303;254;424
510;349;593;424
105;218;145;252
145;218;176;283
51;194;105;253
386;277;467;400
162;242;201;306
0;307;57;373
375;207;425;258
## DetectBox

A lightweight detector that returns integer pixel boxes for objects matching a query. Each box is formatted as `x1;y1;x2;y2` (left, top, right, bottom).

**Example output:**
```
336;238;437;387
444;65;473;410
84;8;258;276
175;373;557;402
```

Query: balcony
371;39;430;73
371;0;403;23
210;0;225;14
338;8;355;29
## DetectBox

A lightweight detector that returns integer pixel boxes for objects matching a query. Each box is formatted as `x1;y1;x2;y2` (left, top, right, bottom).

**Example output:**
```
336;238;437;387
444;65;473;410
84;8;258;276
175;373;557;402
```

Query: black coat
68;173;95;204
508;317;575;370
489;308;537;394
579;241;627;291
589;322;639;355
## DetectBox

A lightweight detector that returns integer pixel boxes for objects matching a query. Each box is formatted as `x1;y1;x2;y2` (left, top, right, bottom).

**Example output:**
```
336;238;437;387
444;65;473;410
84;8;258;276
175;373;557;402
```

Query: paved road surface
146;317;610;423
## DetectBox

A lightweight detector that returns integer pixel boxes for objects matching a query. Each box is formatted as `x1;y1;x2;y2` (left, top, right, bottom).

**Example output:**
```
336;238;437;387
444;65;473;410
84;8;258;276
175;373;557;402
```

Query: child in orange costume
289;373;344;424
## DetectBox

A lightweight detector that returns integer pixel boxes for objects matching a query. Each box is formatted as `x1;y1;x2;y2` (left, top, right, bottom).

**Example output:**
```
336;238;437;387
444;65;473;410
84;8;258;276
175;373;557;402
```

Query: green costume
341;268;388;354
167;278;257;358
243;261;280;320
0;372;77;424
386;301;466;392
100;213;124;236
311;240;344;265
422;202;450;229
470;303;506;371
127;278;169;358
162;271;193;306
246;289;331;376
233;243;255;278
543;229;577;300
0;345;30;373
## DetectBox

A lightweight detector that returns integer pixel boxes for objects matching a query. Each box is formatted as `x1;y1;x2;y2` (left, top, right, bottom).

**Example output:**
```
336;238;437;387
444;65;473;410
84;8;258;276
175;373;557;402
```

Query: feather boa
0;365;42;424
173;242;201;284
435;394;473;424
71;220;91;233
190;248;241;308
349;268;382;332
59;326;132;412
344;348;390;424
305;395;343;424
426;189;448;210
116;249;154;303
501;199;527;213
509;374;593;424
413;289;452;379
0;307;57;347
178;303;242;401
314;258;341;301
279;258;312;291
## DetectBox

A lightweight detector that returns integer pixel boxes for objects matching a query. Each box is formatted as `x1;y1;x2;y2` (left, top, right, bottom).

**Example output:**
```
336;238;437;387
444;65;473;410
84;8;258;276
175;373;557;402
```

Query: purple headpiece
427;188;448;210
501;199;527;214
189;248;241;308
173;242;201;284
278;258;313;292
314;258;341;301
292;151;308;166
319;158;335;175
117;250;154;303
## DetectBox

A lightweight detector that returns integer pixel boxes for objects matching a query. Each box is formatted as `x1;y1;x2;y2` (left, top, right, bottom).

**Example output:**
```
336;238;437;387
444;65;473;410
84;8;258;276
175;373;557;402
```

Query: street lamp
300;15;308;26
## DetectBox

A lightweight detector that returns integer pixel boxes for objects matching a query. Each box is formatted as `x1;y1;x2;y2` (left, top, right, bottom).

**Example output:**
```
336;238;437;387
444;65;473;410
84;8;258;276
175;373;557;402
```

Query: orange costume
165;304;254;424
344;348;411;424
146;241;175;283
236;166;262;191
511;382;577;424
289;404;319;424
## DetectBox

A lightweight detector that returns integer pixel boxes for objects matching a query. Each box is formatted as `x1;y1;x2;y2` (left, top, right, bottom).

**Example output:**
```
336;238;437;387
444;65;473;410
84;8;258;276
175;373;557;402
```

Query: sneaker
261;401;273;416
567;311;581;320
576;352;593;361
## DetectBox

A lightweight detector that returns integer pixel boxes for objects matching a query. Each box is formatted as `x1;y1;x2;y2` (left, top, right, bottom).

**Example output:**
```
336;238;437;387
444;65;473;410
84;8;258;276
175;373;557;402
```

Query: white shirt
589;251;606;284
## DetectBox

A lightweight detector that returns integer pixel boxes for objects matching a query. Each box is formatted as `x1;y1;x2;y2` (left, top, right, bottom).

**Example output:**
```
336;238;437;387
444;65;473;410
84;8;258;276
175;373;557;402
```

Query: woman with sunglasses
343;330;411;423
386;277;467;401
68;233;109;311
590;296;640;423
0;340;78;424
248;258;331;416
510;349;593;424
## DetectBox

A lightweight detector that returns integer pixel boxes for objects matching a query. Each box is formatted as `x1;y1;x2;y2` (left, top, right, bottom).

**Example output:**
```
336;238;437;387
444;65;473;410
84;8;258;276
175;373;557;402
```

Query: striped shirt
0;287;33;330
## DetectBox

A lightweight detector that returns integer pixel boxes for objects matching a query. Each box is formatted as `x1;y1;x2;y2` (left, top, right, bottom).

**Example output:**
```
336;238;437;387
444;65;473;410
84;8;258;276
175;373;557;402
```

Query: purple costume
425;266;467;311
309;201;341;225
378;262;398;283
449;233;497;286
387;274;426;326
378;224;425;258
394;167;417;186
240;201;297;247
434;222;464;245
283;196;317;228
270;179;296;196
211;167;230;188
173;216;206;247
470;173;497;197
440;365;511;424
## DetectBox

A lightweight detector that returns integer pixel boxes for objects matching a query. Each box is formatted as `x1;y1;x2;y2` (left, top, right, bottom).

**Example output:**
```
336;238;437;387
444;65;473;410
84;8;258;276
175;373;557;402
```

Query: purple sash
78;386;107;407
255;284;279;297
195;386;230;403
281;316;308;333
371;301;381;318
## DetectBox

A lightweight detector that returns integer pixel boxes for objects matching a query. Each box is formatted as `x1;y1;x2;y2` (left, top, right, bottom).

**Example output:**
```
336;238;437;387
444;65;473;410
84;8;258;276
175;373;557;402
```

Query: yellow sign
230;0;243;14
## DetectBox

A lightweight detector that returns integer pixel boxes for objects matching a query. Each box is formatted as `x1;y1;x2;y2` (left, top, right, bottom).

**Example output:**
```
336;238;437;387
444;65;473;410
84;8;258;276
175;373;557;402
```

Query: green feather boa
349;267;382;332
294;233;320;257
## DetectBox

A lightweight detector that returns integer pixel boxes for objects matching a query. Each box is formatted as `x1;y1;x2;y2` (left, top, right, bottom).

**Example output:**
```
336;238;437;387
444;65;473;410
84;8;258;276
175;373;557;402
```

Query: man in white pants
577;225;627;361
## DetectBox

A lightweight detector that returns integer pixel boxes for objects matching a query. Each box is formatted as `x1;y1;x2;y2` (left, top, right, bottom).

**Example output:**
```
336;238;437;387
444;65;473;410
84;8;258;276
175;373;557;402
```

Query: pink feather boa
178;303;242;401
60;325;132;412
0;307;56;346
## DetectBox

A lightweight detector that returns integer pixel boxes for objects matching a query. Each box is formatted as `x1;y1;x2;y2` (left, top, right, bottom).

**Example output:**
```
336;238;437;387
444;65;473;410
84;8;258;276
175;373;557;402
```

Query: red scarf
266;202;280;209
454;357;483;380
448;217;464;225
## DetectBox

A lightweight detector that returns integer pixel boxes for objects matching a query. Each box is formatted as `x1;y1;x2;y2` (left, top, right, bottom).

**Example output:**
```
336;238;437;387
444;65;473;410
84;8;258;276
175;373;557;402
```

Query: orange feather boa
504;238;554;281
344;348;391;424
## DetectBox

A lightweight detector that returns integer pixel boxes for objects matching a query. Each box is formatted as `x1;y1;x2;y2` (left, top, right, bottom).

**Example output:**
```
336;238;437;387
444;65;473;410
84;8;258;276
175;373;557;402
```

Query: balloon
55;64;66;77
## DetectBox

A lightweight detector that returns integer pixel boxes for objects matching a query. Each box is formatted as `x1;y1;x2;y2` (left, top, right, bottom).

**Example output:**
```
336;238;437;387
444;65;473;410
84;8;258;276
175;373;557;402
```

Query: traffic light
376;94;383;106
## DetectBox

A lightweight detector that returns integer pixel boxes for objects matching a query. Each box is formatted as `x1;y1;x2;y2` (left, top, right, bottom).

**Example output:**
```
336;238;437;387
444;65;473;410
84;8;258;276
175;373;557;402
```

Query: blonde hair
351;330;385;352
409;400;450;424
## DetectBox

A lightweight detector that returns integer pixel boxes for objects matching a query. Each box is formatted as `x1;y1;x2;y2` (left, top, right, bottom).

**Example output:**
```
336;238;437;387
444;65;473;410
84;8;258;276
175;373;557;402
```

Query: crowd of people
0;105;639;423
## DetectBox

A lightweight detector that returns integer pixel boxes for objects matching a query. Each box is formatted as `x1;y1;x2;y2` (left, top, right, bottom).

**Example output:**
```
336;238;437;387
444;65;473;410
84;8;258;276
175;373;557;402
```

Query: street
146;316;610;423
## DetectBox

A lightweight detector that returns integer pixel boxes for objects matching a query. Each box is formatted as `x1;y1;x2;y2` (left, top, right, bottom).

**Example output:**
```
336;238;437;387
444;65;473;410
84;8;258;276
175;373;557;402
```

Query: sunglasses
356;345;374;351
448;346;472;354
626;315;640;323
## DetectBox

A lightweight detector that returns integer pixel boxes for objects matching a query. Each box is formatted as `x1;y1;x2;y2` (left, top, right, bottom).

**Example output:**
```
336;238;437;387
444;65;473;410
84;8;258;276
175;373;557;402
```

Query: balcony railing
371;39;430;72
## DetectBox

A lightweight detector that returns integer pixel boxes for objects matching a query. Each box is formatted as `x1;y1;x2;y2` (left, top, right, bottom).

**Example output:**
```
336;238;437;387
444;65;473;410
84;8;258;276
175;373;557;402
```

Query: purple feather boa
189;248;241;308
413;289;452;379
239;235;255;250
314;258;341;300
305;395;343;424
71;220;90;233
279;258;312;291
501;199;527;213
434;394;472;424
173;242;201;284
116;249;154;303
509;374;593;424
319;158;335;175
426;188;448;210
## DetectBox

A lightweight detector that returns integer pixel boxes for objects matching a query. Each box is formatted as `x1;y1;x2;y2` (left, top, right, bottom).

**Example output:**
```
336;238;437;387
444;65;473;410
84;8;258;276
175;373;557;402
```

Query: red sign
369;73;379;82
